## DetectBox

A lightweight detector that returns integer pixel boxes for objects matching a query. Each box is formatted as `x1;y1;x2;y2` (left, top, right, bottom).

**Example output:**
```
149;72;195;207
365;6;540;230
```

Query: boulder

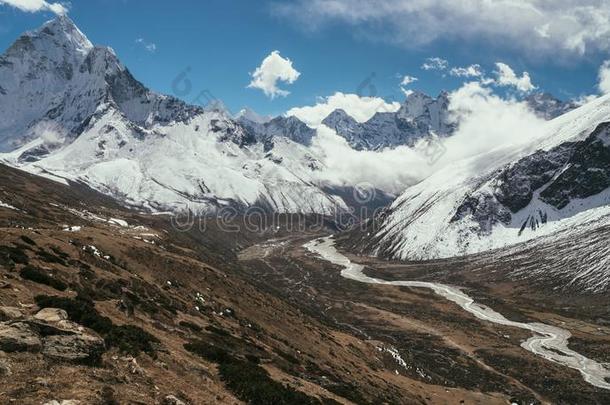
0;352;10;376
42;333;105;363
43;401;80;405
0;322;41;352
163;395;187;405
0;306;23;321
56;319;84;333
34;308;69;323
23;319;75;337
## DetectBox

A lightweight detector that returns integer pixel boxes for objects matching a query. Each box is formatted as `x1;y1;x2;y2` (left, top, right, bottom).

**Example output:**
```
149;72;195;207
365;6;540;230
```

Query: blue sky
0;0;607;116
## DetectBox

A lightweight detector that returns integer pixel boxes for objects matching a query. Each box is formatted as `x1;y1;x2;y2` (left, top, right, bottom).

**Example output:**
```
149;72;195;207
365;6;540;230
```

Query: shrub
35;295;113;333
206;325;230;337
36;249;67;266
184;340;230;363
219;358;320;405
50;246;69;260
20;266;67;291
100;386;119;405
184;339;321;405
34;295;158;356
0;245;29;266
20;235;36;246
104;324;159;356
179;320;202;332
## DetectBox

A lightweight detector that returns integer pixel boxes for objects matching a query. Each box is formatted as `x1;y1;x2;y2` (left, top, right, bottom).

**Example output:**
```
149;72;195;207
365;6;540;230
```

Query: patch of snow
108;218;128;227
0;200;19;211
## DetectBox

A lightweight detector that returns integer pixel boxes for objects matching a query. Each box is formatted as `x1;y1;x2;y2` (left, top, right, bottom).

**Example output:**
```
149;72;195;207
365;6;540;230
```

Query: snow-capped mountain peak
0;17;357;215
8;15;93;63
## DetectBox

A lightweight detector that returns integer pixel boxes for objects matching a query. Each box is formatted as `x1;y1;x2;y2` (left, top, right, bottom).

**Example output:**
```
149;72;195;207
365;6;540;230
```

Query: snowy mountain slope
371;93;610;260
498;211;610;293
322;91;455;150
237;115;316;150
0;17;349;215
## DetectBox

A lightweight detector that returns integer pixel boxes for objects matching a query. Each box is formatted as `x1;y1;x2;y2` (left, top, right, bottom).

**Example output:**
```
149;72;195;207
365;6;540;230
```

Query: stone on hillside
34;308;69;323
0;322;41;352
43;401;81;405
163;395;187;405
42;333;105;363
0;306;23;321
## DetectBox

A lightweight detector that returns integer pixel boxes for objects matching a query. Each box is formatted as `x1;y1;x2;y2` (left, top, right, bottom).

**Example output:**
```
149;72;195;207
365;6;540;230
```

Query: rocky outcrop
163;395;187;405
492;143;574;212
238;115;316;149
0;306;23;321
540;122;610;209
42;333;105;363
0;322;42;352
0;351;10;376
322;91;455;150
34;307;68;323
0;307;104;363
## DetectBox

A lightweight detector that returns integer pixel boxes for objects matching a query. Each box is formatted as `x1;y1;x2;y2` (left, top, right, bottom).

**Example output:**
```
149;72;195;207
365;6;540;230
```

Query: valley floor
239;234;610;404
1;164;609;404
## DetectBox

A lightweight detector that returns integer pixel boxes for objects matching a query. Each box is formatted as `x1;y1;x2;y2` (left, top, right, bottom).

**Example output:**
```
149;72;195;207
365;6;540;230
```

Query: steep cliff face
525;92;577;120
322;91;455;150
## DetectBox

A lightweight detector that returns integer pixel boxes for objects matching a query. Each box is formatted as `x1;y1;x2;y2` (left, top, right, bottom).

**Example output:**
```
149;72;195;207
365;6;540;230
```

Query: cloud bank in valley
309;80;549;194
286;92;400;127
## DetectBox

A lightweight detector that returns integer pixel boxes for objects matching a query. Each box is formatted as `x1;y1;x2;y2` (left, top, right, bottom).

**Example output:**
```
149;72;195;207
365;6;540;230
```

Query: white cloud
401;88;414;98
493;63;536;93
573;94;598;106
309;82;547;194
449;64;483;78
599;61;610;95
445;82;547;161
0;0;67;15
248;50;300;99
286;92;400;127
135;38;157;53
399;75;418;98
33;120;66;146
274;1;610;56
421;57;448;71
311;126;428;193
400;75;418;86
